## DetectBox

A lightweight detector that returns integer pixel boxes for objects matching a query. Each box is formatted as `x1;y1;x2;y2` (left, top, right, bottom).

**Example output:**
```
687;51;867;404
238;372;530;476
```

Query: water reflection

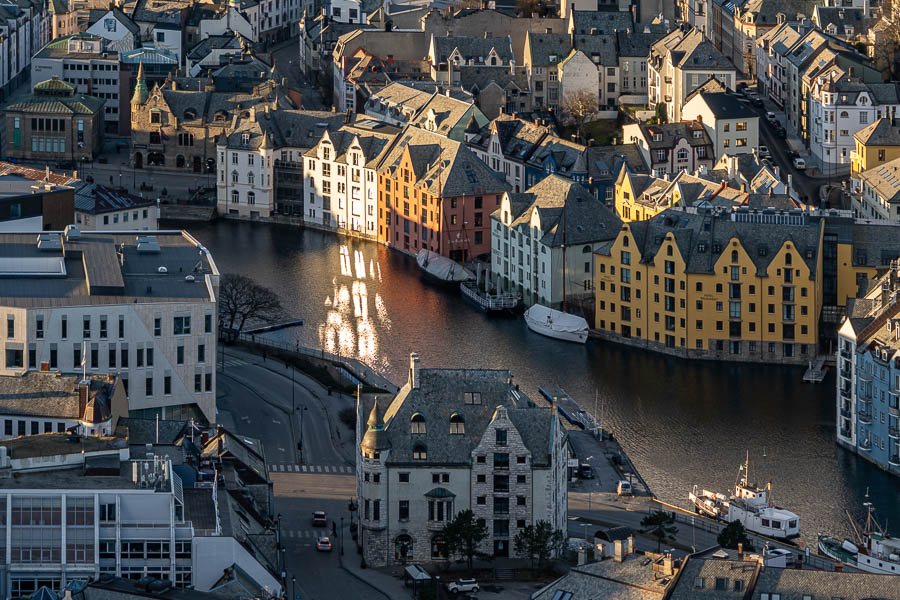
175;220;900;544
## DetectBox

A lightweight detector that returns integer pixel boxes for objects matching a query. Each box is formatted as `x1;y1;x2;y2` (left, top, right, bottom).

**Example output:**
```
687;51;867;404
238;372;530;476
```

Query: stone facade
355;353;569;568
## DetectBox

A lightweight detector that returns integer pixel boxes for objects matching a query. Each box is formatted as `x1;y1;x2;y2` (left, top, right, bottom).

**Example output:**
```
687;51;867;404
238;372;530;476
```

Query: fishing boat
415;249;473;287
524;304;589;343
818;502;900;575
688;453;800;540
460;262;520;314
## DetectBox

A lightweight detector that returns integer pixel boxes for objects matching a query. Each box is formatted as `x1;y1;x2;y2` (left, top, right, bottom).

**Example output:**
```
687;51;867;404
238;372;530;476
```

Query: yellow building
614;165;742;223
850;117;900;197
594;207;827;363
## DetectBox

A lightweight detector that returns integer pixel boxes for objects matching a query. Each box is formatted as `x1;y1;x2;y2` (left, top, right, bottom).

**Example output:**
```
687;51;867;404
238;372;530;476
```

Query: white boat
818;502;900;575
524;304;589;344
415;249;473;286
688;454;800;540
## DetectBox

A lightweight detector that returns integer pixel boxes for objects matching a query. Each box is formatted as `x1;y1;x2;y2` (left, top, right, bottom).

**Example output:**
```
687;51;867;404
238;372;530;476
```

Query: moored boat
818;502;900;575
688;453;800;540
415;249;473;286
524;304;589;344
460;281;520;314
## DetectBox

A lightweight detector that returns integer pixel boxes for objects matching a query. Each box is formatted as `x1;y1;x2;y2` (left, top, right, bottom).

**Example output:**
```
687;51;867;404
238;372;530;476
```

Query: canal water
177;220;900;546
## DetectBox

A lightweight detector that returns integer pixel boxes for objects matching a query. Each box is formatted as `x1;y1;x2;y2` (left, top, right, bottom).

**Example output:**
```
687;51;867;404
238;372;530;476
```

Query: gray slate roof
854;117;900;146
362;368;560;467
433;35;514;63
752;566;900;598
525;32;571;65
569;9;633;35
0;372;114;420
74;183;156;215
532;553;669;600
690;92;756;120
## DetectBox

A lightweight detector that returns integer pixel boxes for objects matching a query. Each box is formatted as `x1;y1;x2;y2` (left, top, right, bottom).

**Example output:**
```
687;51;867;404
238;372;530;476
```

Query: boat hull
460;282;520;314
818;537;900;575
524;315;588;343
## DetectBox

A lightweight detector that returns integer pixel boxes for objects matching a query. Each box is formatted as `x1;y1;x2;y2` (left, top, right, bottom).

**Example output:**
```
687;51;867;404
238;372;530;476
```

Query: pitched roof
668;553;759;599
74;183;157;214
568;9;632;35
304;120;399;168
0;372;115;421
433;35;513;63
525;32;571;66
652;27;734;71
854;117;900;146
752;566;900;598
532;552;671;600
687;91;756;120
630;121;712;150
377;125;509;197
858;157;900;203
359;367;562;466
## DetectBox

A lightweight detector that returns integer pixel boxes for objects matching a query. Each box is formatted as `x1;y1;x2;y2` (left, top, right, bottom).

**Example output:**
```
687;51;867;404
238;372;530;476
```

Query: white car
447;579;479;594
766;111;777;123
793;157;806;170
758;145;770;158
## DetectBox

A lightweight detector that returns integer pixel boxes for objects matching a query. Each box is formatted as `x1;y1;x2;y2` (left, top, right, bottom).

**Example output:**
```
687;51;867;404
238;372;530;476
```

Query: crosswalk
270;464;353;474
284;529;332;539
222;358;247;368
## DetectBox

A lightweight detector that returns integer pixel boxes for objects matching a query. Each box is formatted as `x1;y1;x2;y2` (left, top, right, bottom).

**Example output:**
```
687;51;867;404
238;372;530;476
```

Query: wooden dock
802;356;828;383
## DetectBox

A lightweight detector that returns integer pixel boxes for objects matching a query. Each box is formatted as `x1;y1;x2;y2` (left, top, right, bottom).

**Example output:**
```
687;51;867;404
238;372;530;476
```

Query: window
83;316;90;338
449;413;464;434
153;317;161;336
398;501;409;521
495;429;507;446
174;315;191;335
413;444;427;460
463;392;481;404
410;413;426;434
494;453;509;469
399;472;409;483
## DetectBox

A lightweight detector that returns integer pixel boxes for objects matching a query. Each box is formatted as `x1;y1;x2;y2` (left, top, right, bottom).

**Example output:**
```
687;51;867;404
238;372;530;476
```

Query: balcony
890;404;899;417
859;438;872;451
889;424;899;439
858;409;872;424
840;388;851;400
840;407;851;419
839;428;852;439
426;520;446;532
890;454;900;466
840;367;851;379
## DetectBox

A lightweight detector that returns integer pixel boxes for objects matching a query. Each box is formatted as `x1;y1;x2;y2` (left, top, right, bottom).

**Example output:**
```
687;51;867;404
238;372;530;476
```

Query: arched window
410;413;426;434
412;444;427;460
840;111;849;118
785;252;792;265
731;250;738;263
449;413;464;435
677;148;688;161
232;171;238;183
231;190;239;204
248;172;255;185
490;56;497;66
247;191;255;205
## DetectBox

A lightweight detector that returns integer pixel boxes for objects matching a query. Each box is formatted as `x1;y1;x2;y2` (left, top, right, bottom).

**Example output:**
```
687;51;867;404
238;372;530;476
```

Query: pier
802;356;828;383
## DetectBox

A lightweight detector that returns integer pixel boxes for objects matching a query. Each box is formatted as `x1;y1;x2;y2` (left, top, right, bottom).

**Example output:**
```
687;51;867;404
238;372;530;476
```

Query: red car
312;511;327;527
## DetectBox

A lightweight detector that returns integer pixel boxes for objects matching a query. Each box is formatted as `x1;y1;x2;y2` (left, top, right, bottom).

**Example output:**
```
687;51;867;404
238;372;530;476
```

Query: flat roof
0;230;217;308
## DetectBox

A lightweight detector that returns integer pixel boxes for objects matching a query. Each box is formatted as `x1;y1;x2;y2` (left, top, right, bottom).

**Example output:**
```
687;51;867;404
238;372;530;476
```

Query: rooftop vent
36;233;61;251
136;235;161;253
64;224;81;240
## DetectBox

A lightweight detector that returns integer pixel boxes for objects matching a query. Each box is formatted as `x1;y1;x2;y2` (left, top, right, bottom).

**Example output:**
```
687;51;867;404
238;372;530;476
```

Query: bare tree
219;273;284;333
560;89;599;141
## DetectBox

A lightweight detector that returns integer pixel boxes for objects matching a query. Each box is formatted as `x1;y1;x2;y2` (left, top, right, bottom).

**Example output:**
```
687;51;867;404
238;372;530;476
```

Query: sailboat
416;249;473;286
523;193;589;343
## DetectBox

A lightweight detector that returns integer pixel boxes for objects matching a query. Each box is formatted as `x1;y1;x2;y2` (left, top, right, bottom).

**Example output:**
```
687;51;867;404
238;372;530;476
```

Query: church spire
131;59;148;105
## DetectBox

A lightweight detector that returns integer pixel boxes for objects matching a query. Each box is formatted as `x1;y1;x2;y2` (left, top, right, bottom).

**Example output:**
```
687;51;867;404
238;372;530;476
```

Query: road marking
273;419;281;425
302;465;309;472
315;466;322;473
278;447;285;452
292;465;299;472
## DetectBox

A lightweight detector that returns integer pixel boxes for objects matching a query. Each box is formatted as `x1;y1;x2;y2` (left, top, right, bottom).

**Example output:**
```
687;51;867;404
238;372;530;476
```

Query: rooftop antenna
81;341;86;380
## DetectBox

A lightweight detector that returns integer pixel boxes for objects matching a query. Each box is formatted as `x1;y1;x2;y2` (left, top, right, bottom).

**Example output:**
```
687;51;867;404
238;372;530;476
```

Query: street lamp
291;576;296;600
297;406;309;464
340;516;344;555
280;547;286;575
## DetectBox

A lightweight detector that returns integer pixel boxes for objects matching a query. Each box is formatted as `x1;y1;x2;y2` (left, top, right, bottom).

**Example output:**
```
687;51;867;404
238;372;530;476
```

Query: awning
404;565;431;581
424;487;456;498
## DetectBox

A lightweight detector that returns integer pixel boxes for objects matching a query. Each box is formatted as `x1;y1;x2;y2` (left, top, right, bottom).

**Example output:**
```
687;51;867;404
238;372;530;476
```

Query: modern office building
0;227;219;424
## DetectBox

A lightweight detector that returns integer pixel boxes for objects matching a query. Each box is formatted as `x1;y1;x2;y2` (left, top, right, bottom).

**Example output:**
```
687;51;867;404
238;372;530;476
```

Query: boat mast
561;199;567;313
847;508;865;545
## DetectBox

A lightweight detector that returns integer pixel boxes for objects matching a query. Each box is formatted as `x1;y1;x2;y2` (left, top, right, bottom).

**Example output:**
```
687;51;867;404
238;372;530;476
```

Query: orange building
377;126;509;261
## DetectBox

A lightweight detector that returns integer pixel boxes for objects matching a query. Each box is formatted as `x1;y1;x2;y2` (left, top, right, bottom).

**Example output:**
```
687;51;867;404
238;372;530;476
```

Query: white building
491;175;620;308
0;430;282;598
809;76;900;168
304;120;398;235
84;8;139;53
0;228;219;424
648;27;737;122
856;157;900;220
215;107;345;220
682;90;760;159
355;353;570;568
74;184;159;231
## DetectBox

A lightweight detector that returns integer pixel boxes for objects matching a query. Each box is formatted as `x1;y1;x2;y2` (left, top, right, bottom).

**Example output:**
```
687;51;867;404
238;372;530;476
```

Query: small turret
361;398;389;453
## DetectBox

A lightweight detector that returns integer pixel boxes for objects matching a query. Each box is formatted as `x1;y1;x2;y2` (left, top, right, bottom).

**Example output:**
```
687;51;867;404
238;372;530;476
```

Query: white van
617;480;633;496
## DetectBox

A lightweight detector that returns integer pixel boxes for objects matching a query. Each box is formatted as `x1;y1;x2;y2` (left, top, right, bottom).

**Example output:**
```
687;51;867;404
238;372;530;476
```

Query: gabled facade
465;115;550;193
682;90;760;159
491;175;621;308
427;34;515;86
355;354;569;567
622;121;714;176
850;117;900;196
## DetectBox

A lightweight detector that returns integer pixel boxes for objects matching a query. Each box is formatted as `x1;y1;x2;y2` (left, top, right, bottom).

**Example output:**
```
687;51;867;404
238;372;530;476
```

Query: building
622;121;714;177
851;117;900;196
681;90;759;159
647;27;736;123
48;0;77;41
751;562;900;597
427;34;515;86
857;157;900;220
31;34;125;135
0;228;219;423
466;115;555;194
809;76;900;168
457;65;531;119
3;78;104;161
755;22;805;108
616;31;660;107
376;125;509;262
334;48;431;114
0;163;76;231
362;82;474;130
491;175;621;308
304;119;398;237
355;353;569;567
215;108;345;220
522;32;570;110
0;372;126;438
665;547;760;598
0;0;44;102
84;8;140;53
595;207;900;363
731;0;819;78
532;543;679;600
73;183;159;230
614;167;723;222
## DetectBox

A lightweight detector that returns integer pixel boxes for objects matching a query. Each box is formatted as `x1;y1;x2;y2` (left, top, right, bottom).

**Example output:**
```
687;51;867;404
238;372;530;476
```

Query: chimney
78;380;90;415
409;352;420;388
882;281;890;308
627;535;634;555
663;554;674;575
740;183;747;193
738;542;744;560
613;540;624;562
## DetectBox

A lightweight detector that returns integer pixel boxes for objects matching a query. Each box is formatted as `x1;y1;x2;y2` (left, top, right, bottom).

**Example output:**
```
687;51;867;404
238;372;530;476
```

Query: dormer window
241;133;249;146
652;133;662;142
410;413;426;434
693;130;703;139
449;413;465;435
463;392;481;404
413;444;427;460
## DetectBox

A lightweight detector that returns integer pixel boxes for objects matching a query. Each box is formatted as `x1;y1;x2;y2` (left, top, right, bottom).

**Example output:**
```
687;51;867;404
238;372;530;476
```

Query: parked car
773;125;787;139
793;157;807;170
617;480;633;496
579;463;594;479
316;536;332;552
312;511;328;527
758;145;770;158
766;111;777;123
751;97;764;107
447;579;479;594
